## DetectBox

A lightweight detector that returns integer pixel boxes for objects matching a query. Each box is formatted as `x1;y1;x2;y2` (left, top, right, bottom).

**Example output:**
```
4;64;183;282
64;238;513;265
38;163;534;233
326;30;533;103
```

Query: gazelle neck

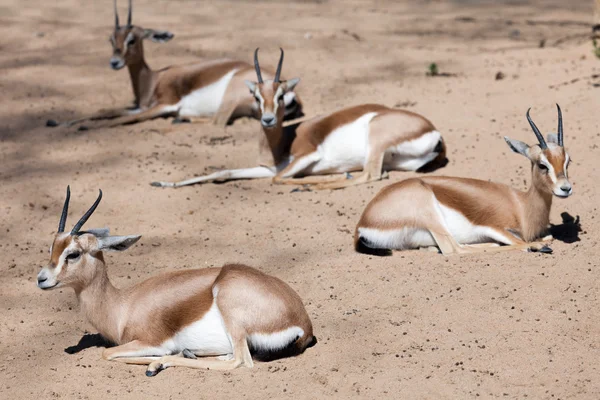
522;169;553;241
75;258;123;344
127;56;155;108
259;119;295;167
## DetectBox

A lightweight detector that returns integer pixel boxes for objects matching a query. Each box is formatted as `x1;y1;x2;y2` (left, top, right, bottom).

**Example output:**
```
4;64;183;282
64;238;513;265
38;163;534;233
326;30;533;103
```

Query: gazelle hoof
182;349;197;359
146;363;163;377
528;245;553;254
150;181;174;188
172;117;191;124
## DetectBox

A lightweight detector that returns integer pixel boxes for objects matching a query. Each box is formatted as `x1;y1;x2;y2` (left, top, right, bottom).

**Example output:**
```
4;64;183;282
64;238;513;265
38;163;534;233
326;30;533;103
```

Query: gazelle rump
37;187;316;376
151;48;446;190
355;105;572;256
56;0;303;128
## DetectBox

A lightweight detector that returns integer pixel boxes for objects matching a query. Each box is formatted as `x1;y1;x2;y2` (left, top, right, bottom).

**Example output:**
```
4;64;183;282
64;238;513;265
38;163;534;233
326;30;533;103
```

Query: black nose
262;115;275;124
37;276;47;284
561;185;571;192
110;59;119;67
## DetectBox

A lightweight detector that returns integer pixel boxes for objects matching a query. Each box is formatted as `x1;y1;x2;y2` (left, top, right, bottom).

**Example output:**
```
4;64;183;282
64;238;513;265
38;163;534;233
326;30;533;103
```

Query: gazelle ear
282;77;300;92
97;235;141;252
244;80;257;93
83;228;110;237
143;29;174;43
547;133;559;144
504;137;530;158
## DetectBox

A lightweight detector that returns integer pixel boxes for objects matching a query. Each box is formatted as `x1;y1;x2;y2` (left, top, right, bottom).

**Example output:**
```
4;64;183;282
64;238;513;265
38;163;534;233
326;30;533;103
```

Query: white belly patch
307;112;378;174
383;130;442;171
436;202;513;245
160;300;232;356
177;69;238;117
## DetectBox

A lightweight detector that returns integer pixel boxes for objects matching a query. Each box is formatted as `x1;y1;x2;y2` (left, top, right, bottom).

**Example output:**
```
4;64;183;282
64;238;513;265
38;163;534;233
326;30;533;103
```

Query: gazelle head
109;0;174;70
245;48;301;129
504;105;572;198
37;187;141;291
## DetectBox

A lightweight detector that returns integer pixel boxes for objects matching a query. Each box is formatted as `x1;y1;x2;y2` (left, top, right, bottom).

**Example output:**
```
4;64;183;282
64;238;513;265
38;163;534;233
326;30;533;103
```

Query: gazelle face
109;26;173;70
530;142;572;198
37;234;99;290
37;186;142;292
109;26;143;70
505;105;572;199
246;79;300;128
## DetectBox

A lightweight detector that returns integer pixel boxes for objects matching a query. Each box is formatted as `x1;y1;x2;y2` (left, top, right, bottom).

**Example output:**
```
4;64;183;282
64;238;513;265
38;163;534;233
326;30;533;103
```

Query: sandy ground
1;0;599;398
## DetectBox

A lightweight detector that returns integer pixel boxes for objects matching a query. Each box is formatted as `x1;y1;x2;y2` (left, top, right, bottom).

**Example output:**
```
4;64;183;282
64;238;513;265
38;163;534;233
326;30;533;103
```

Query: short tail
251;334;317;362
355;235;392;257
417;137;448;173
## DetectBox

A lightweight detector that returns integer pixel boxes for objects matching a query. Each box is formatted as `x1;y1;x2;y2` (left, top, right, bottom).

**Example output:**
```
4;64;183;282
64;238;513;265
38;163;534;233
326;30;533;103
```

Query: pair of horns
526;104;564;149
114;0;132;29
58;186;103;235
254;48;284;84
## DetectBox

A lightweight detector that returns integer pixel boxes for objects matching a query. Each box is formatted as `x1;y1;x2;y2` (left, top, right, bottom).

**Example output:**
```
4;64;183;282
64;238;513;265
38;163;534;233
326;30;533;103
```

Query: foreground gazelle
355;105;572;256
37;187;316;376
56;0;303;128
151;48;446;190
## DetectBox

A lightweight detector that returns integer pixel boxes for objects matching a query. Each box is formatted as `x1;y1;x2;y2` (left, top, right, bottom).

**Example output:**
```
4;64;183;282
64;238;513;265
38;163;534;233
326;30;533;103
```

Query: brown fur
40;234;314;351
68;25;302;127
356;140;571;252
49;234;70;268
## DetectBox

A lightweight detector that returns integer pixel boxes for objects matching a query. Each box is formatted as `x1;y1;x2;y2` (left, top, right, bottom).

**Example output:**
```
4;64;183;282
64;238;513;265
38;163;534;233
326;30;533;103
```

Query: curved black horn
127;0;132;26
274;48;284;83
58;186;70;233
526;108;547;149
71;190;103;234
254;48;263;83
556;103;563;147
114;0;120;29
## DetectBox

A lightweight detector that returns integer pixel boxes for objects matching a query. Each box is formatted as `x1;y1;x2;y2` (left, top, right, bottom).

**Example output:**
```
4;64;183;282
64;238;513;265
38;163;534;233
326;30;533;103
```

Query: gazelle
37;187;316;376
57;0;303;128
354;105;572;256
151;48;446;190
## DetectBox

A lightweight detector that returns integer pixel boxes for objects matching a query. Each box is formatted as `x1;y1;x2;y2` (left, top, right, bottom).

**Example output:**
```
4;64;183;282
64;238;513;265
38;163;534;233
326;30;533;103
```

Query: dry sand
1;0;599;398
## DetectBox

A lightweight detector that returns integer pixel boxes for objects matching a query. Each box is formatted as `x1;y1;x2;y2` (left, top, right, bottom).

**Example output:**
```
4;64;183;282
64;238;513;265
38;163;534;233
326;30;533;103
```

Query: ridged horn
526;108;547;150
58;186;70;233
71;190;103;234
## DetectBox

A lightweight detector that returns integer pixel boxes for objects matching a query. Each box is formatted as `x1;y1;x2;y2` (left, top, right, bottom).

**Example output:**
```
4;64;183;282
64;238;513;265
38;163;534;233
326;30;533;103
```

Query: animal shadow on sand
65;333;114;354
550;212;582;244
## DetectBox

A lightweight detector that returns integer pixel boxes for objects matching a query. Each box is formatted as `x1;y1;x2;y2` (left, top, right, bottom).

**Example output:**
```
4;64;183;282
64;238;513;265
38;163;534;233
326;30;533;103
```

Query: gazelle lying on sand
355;105;572;256
151;48;446;190
55;0;303;128
37;187;316;376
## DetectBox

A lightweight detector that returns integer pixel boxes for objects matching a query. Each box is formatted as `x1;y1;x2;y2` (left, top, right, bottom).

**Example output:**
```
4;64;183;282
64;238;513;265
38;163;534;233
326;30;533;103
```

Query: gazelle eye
66;252;80;261
127;37;136;45
538;164;548;171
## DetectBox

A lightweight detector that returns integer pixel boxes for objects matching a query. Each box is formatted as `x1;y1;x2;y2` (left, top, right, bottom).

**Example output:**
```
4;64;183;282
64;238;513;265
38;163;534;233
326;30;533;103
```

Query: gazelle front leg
461;241;552;254
101;105;179;127
273;173;349;186
151;166;276;188
146;333;253;376
102;340;168;366
314;152;385;190
62;107;135;127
